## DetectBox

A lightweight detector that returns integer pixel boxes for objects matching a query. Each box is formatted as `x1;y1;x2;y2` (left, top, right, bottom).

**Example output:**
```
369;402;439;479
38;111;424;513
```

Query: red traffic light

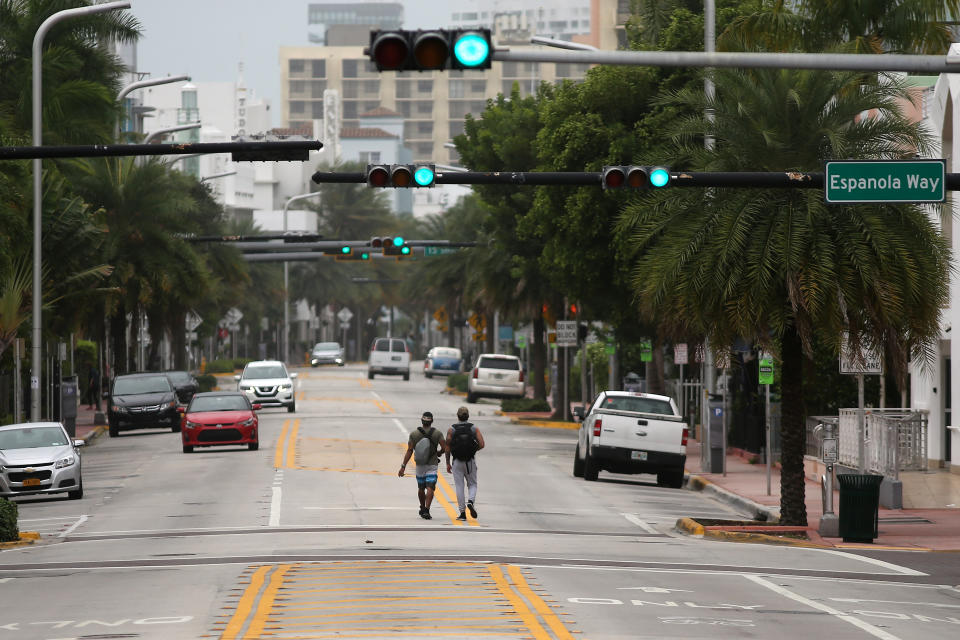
371;237;384;249
602;166;625;189
626;166;648;188
390;165;413;187
369;31;409;71
366;165;389;187
412;31;449;70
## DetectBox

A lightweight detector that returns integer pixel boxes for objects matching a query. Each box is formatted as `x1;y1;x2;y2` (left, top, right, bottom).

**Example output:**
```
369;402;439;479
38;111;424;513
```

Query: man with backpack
399;411;451;520
446;406;485;521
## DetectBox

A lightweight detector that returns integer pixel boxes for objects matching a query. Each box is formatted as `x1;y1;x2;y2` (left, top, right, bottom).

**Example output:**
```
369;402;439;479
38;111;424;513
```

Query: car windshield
434;349;460;358
601;396;674;416
478;357;519;370
244;365;287;380
190;395;250;412
0;426;69;450
114;376;172;395
166;372;192;383
313;343;340;351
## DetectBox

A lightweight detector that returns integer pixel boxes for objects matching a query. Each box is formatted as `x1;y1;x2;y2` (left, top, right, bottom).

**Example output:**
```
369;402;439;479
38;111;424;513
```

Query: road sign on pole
555;321;577;347
825;159;945;204
337;307;353;324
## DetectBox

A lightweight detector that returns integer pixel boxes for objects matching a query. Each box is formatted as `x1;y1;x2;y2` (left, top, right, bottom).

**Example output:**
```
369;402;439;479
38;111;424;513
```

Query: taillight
472;368;478;379
518;369;524;382
681;427;689;446
593;417;602;437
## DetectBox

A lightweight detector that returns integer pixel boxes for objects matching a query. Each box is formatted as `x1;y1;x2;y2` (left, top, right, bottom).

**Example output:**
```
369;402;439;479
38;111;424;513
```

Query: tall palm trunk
532;315;547;400
779;325;807;526
109;310;126;376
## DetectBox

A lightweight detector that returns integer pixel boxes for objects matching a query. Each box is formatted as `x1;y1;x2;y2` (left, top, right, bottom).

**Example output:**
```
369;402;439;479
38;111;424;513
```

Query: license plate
631;451;648;461
23;478;41;486
493;373;504;380
391;356;401;361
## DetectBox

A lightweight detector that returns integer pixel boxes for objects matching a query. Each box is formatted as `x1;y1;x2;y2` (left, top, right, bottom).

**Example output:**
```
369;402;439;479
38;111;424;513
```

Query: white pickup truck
573;391;688;488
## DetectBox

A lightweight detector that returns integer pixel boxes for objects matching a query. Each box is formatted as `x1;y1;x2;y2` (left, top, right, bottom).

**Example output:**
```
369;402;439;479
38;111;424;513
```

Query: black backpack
449;423;478;461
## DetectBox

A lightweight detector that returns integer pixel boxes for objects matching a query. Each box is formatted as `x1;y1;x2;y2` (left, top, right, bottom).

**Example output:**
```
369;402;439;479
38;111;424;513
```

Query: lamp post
32;0;131;421
117;75;190;140
282;192;323;364
144;122;201;144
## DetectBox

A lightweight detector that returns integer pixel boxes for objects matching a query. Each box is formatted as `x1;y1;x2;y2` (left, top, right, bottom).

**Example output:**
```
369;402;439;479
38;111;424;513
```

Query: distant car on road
466;353;525;403
165;370;199;405
424;347;463;378
573;391;688;488
235;360;298;412
367;337;410;380
180;392;261;454
0;422;84;500
310;342;345;367
107;372;180;437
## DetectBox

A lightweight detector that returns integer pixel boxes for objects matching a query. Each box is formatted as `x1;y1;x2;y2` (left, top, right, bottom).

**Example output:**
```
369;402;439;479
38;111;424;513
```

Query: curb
508;418;579;430
0;531;39;550
673;517;825;548
79;425;108;446
685;473;780;523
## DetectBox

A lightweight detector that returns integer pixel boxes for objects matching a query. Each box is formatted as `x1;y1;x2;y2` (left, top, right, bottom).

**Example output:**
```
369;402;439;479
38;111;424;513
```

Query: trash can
60;375;78;438
837;474;883;543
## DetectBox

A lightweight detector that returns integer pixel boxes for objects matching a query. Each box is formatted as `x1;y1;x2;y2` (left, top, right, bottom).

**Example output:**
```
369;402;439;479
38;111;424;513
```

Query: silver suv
235;361;298;412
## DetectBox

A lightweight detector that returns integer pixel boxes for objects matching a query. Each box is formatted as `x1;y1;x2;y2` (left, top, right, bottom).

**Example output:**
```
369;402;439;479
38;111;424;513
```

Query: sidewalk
685;439;960;551
71;403;108;444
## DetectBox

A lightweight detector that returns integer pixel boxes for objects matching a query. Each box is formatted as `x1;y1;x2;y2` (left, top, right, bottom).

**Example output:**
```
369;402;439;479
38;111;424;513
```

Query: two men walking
399;407;484;521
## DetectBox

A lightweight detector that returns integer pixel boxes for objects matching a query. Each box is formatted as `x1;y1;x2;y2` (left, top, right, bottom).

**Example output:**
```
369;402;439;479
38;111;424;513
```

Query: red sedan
180;392;261;453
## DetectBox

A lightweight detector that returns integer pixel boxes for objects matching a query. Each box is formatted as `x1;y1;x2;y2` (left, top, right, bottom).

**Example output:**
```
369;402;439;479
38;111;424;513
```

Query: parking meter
61;375;78;437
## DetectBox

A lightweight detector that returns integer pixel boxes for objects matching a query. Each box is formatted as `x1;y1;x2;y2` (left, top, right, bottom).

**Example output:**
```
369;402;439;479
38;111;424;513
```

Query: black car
107;373;180;437
165;370;199;405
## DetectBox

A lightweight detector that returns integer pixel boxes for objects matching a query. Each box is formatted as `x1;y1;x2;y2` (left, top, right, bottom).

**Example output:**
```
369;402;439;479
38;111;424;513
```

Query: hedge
0;498;18;542
204;358;251;374
446;373;468;393
196;374;218;393
501;397;551;413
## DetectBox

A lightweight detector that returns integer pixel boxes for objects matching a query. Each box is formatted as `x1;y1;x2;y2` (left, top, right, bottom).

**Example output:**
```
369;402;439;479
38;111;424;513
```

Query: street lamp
32;0;131;421
282;192;324;364
200;170;237;182
144;121;201;144
117;74;190;140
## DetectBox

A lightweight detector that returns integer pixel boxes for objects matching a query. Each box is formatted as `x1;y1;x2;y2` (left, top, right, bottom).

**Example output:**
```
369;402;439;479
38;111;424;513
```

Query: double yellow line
487;565;576;640
274;419;300;469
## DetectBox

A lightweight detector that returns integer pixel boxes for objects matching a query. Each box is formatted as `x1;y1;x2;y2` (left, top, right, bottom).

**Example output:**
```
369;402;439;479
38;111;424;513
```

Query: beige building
279;42;590;165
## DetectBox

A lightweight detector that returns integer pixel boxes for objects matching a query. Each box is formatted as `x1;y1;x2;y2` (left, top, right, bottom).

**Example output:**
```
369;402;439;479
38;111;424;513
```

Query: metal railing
837;408;927;477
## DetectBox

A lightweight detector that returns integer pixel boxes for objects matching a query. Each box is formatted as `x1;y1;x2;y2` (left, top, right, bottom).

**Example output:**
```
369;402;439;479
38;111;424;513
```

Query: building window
396;80;412;99
471;80;486;93
290;101;306;115
417;121;433;136
312;60;326;78
363;101;379;113
415;142;433;157
343;101;358;119
449;79;465;98
311;81;327;99
312;102;324;119
289;59;305;76
290;80;306;96
448;120;465;137
363;80;379;96
418;79;433;93
502;79;518;95
417;101;433;115
359;151;381;164
501;62;520;77
342;59;359;78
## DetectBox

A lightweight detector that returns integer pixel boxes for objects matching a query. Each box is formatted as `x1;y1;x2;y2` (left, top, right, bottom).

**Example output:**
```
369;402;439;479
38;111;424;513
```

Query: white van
368;337;411;380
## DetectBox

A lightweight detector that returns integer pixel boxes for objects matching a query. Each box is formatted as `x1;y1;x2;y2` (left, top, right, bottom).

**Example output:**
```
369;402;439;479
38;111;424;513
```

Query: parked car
424;347;463;378
367;337;410;380
0;422;83;499
180;392;261;453
235;360;298;412
107;373;180;437
466;353;525;403
165;370;199;405
573;391;688;488
310;342;345;367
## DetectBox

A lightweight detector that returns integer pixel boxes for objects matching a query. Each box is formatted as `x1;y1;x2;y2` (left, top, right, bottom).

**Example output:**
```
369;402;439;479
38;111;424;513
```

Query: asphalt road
2;363;959;640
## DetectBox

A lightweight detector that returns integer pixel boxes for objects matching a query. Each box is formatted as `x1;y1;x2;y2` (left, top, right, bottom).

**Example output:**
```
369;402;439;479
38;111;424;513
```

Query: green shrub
446;373;468;392
501;397;551;412
232;358;252;370
196;374;218;393
0;498;18;542
204;359;237;374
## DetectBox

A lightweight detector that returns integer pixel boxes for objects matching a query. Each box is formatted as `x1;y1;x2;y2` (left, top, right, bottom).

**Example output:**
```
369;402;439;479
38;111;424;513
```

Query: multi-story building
445;0;592;42
307;2;404;45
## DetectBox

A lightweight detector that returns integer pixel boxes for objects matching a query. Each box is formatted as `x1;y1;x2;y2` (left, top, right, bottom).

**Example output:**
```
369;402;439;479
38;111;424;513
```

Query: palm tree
620;66;949;526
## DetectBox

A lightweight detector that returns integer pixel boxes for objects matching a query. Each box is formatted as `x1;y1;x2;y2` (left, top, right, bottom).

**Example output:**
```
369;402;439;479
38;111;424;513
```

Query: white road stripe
745;574;903;640
816;549;926;576
393;417;408;435
0;578;10;583
58;515;88;538
269;486;281;527
304;506;409;510
621;513;659;535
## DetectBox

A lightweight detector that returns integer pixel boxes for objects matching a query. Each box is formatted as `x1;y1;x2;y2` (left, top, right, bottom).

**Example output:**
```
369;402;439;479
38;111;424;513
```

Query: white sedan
0;422;84;500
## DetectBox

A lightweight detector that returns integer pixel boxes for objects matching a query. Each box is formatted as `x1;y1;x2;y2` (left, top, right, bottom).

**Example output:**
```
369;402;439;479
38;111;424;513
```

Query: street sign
424;246;458;256
759;353;774;385
337;307;353;324
674;343;688;365
822;437;838;464
824;159;945;204
516;334;527;348
556;320;577;347
640;339;653;362
186;311;203;332
433;307;448;323
605;340;616;355
840;332;882;374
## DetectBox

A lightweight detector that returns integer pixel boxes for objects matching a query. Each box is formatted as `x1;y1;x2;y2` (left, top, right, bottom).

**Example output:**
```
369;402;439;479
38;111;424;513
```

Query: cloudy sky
134;0;436;126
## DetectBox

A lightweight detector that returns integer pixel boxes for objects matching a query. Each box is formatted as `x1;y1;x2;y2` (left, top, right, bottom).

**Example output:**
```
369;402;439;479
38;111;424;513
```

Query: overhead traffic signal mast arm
0;140;322;161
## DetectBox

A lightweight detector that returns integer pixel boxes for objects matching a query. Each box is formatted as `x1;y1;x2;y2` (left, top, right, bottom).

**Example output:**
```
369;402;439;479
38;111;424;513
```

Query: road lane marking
506;565;576;640
432;473;464;525
622;513;659;535
816;549;926;576
220;565;271;640
393;417;407;435
744;574;903;640
245;563;292;638
58;515;88;538
831;597;960;609
274;419;290;469
487;565;551;640
285;419;300;469
269;487;282;527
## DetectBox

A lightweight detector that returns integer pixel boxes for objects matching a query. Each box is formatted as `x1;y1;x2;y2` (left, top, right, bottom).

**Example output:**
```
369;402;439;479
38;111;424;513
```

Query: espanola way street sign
824;159;945;204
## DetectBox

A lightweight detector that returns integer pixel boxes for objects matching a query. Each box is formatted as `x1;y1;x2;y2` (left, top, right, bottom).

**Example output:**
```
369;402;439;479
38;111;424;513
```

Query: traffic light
366;29;492;72
335;246;370;261
601;165;672;189
365;164;435;188
382;236;409;256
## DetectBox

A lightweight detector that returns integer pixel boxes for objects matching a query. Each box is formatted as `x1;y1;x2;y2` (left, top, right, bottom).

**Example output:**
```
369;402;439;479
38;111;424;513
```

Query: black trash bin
837;474;883;543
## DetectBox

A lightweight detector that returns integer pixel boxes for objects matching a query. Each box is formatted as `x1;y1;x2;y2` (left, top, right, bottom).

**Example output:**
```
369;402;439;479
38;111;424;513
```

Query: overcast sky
134;0;436;127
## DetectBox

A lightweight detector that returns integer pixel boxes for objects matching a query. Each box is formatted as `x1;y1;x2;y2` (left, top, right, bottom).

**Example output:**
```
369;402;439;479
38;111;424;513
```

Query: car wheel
182;444;194;453
573;444;585;477
425;372;432;379
171;423;181;433
67;480;83;500
287;402;296;413
367;371;374;380
108;420;118;437
466;393;477;404
403;372;410;381
249;441;259;451
583;447;599;481
664;469;685;489
338;362;344;367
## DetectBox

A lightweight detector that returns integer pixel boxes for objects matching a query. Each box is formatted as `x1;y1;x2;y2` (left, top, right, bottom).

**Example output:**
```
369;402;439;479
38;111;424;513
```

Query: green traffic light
400;245;411;255
341;246;351;254
392;236;404;247
453;32;490;68
649;167;670;187
360;252;369;260
414;166;435;186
